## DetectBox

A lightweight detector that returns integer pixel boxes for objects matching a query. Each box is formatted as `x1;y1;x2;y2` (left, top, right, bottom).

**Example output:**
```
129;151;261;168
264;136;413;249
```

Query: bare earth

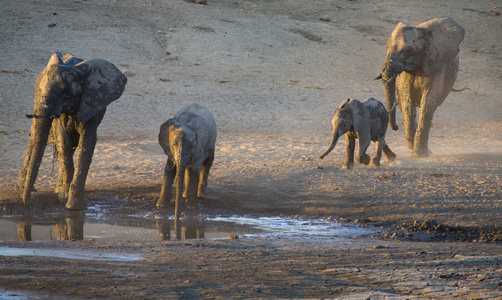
1;0;501;298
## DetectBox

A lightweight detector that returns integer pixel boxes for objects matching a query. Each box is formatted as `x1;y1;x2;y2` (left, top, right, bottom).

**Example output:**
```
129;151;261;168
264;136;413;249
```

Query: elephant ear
159;119;177;155
47;52;64;66
345;99;365;132
418;18;465;74
74;59;127;123
338;98;351;109
62;53;84;66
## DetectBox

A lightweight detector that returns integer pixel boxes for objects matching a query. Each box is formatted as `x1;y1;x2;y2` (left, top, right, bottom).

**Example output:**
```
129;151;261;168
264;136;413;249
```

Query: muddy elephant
377;18;464;157
16;52;127;210
320;98;396;169
157;103;217;221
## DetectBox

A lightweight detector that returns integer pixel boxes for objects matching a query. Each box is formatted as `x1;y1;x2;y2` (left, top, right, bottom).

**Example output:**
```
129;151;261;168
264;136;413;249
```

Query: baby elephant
320;98;396;169
157;103;217;216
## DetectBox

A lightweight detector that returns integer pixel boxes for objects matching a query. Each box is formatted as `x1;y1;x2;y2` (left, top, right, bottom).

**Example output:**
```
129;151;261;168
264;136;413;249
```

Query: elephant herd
15;18;465;213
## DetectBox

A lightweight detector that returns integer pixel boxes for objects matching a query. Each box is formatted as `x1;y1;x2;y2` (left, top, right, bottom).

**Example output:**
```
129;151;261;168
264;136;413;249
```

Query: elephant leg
396;76;417;151
157;158;176;209
66;113;104;211
413;99;436;157
371;141;383;167
54;124;75;202
198;152;214;198
66;134;96;210
356;134;371;165
343;134;355;169
382;143;397;163
413;78;442;158
185;166;201;204
183;167;189;198
402;106;417;151
16;144;33;192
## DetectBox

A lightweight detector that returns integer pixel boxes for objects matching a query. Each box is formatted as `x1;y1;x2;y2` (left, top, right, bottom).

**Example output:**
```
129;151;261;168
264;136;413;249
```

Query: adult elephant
377;18;464;157
16;52;127;210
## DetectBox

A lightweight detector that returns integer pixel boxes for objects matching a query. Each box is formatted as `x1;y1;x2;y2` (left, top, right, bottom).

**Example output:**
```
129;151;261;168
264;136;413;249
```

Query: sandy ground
1;0;502;298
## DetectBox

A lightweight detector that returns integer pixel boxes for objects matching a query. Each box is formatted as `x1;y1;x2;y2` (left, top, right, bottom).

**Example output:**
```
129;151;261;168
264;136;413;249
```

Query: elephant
319;98;396;169
157;103;217;223
377;18;465;157
16;52;127;211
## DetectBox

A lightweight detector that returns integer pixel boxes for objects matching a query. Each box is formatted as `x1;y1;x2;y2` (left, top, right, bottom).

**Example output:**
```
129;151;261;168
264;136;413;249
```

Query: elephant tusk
25;114;42;119
387;100;398;114
25;114;57;119
382;74;396;84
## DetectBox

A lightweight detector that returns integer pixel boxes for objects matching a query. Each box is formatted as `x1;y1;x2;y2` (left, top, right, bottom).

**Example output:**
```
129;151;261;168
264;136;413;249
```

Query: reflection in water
15;212;85;241
156;218;205;241
7;213;208;242
54;215;85;240
16;223;31;242
1;210;377;242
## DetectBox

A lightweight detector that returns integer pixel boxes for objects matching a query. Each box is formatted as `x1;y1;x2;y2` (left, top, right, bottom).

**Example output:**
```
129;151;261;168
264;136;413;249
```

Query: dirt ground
1;0;501;298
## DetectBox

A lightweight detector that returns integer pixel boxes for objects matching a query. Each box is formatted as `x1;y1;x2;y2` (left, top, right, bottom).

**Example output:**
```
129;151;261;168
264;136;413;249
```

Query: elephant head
18;52;127;204
377;18;465;130
320;98;365;159
159;119;198;220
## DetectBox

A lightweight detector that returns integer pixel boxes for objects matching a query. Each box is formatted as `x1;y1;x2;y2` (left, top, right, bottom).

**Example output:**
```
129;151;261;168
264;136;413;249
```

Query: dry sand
0;0;501;298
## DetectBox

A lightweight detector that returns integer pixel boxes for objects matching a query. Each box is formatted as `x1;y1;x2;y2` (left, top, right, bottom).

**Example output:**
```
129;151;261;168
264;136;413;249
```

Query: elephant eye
403;48;420;57
62;90;73;99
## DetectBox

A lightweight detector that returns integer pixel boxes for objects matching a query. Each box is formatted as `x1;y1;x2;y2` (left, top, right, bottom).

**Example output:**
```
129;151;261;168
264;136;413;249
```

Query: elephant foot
57;194;68;206
411;148;432;158
15;184;37;193
342;162;354;170
370;158;380;167
185;196;199;207
66;201;87;211
385;152;397;163
66;198;86;211
156;199;167;210
357;154;371;165
406;141;415;151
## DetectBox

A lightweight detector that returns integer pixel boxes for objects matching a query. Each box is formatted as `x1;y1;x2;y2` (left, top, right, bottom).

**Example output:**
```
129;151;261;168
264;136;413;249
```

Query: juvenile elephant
16;52;127;210
157;103;217;220
319;98;396;169
377;18;465;157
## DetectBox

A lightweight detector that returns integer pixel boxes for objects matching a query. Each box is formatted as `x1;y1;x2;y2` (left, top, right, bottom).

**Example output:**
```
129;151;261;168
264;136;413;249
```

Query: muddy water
0;206;375;243
0;195;376;243
0;215;374;242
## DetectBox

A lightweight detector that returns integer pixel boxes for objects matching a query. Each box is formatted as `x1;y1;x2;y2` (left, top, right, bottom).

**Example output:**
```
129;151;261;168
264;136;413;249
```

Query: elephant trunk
381;54;402;131
319;131;340;159
21;116;52;203
173;160;187;240
383;78;399;130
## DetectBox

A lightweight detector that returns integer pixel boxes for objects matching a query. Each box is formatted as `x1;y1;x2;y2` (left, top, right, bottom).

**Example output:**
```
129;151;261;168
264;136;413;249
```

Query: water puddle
0;290;36;300
0;215;374;242
0;246;142;261
0;201;376;260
